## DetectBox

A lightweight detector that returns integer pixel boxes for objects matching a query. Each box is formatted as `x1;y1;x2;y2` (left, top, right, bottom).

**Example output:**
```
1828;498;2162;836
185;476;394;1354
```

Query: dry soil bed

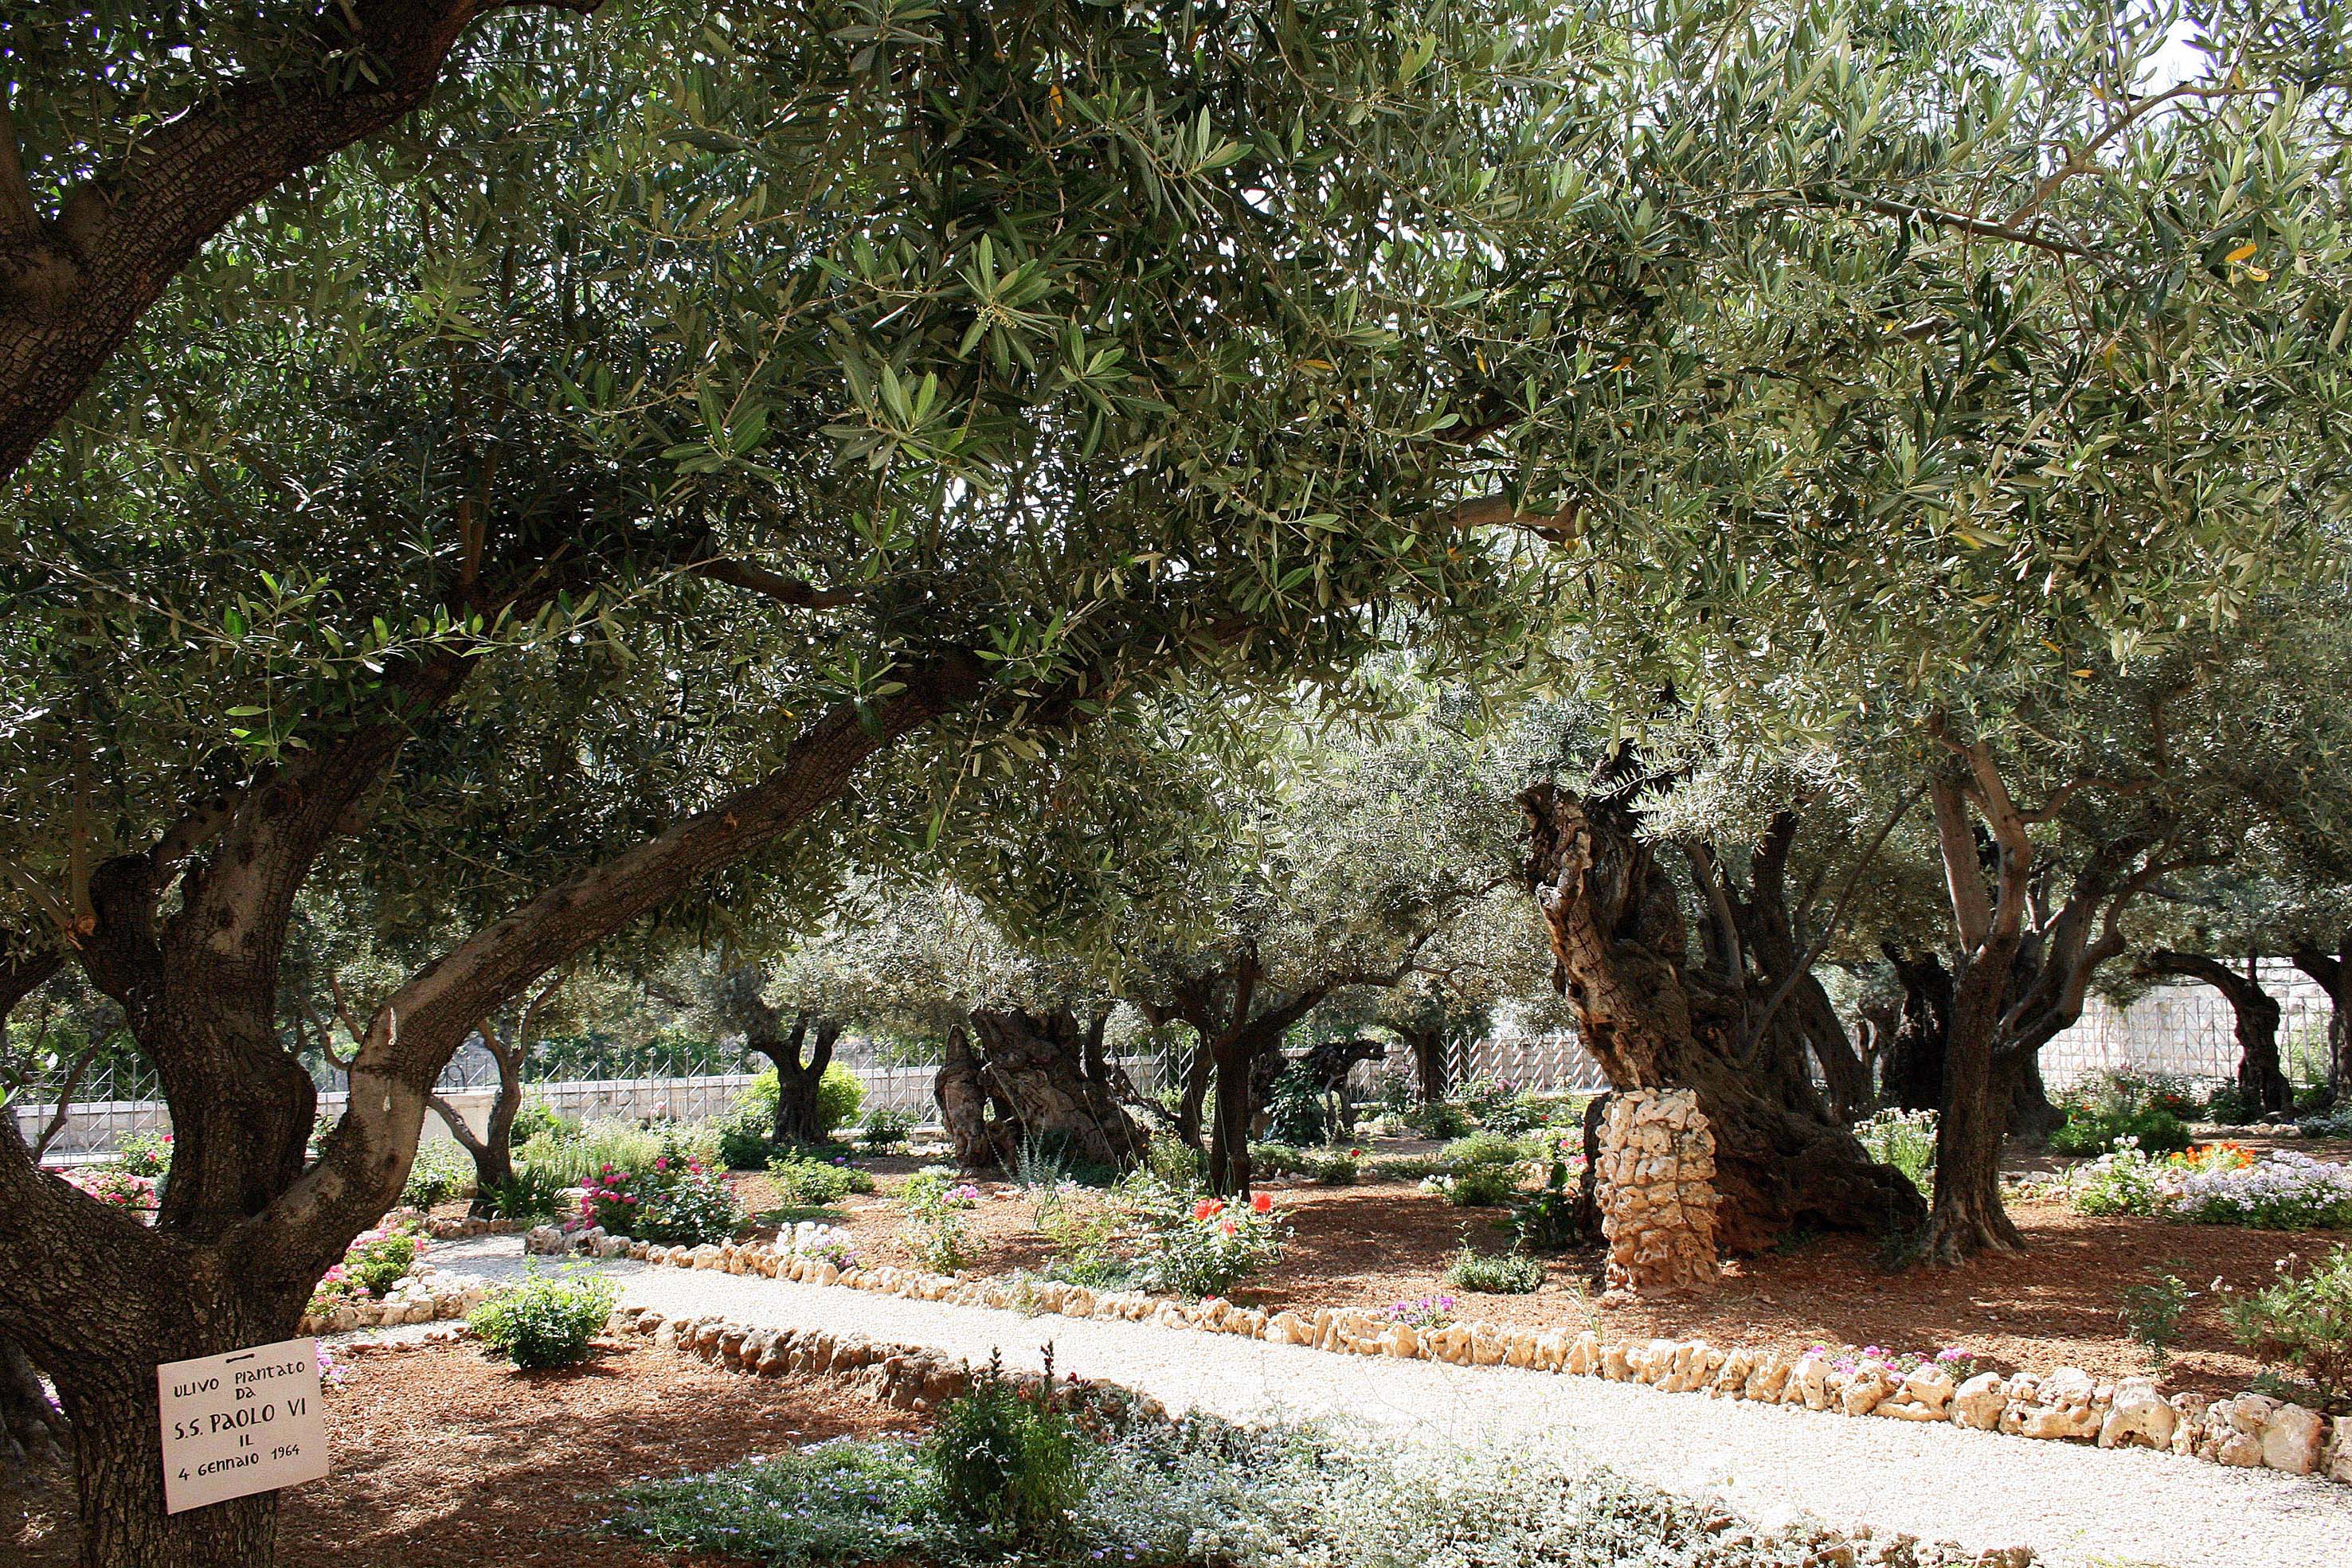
738;1143;2351;1400
5;1339;917;1567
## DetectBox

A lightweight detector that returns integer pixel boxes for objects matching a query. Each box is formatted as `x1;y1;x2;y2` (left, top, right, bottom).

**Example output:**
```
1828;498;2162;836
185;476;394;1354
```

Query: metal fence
17;968;2337;1161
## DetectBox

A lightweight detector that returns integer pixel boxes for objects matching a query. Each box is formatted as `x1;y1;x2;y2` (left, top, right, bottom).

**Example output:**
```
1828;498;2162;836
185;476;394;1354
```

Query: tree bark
940;1008;1146;1175
2142;950;2289;1116
0;0;603;481
1520;780;1924;1251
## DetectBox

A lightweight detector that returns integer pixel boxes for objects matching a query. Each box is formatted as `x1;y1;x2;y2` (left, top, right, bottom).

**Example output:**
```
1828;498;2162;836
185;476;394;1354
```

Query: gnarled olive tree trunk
756;1016;843;1146
2143;950;2289;1116
2291;939;2350;1107
935;1007;1146;1175
1520;781;1923;1251
1880;947;1952;1112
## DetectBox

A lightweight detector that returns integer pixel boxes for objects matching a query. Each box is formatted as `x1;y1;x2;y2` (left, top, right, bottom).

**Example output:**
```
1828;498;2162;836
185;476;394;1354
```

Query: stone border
616;1298;2037;1568
530;1223;2352;1486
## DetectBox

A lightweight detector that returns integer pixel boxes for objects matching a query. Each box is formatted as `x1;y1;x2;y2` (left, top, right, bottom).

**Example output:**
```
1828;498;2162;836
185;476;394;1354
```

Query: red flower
1192;1198;1225;1222
1250;1193;1272;1214
1218;1219;1236;1238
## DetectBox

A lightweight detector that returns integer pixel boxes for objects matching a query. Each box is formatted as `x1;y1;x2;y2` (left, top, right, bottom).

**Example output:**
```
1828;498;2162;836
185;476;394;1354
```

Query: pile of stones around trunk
616;1294;2035;1568
530;1222;2352;1486
295;1259;496;1335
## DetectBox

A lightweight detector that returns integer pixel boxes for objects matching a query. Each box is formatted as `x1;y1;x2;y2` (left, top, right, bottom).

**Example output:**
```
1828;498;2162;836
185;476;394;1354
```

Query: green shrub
468;1269;617;1370
1444;1243;1546;1293
517;1117;664;1187
861;1105;919;1152
401;1140;473;1209
1854;1108;1938;1198
929;1355;1088;1545
1249;1141;1311;1176
768;1151;875;1206
2201;1084;2259;1126
1263;1068;1331;1146
1304;1149;1359;1186
480;1164;570;1223
2225;1245;2352;1410
1403;1099;1471;1139
115;1130;173;1179
347;1230;417;1296
2050;1106;2192;1158
1367;1153;1445;1183
507;1101;568;1147
1441;1130;1527;1169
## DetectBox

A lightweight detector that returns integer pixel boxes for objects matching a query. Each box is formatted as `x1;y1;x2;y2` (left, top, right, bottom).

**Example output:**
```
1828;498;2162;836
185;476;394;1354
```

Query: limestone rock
1951;1372;2006;1430
2263;1403;2325;1475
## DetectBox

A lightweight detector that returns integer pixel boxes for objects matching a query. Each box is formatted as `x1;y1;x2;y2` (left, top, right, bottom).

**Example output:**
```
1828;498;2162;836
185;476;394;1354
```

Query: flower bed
2062;1140;2352;1230
576;1154;746;1245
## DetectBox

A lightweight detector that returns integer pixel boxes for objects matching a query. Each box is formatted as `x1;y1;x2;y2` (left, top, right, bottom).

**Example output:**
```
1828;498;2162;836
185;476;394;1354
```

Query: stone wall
1595;1088;1720;1295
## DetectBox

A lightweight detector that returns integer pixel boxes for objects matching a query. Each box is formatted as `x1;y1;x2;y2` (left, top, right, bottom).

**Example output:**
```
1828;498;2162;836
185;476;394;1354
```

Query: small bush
1263;1069;1331;1146
481;1164;570;1223
1441;1130;1528;1170
517;1117;664;1187
1127;1186;1286;1296
899;1167;983;1273
861;1105;919;1152
1854;1108;1938;1198
929;1355;1088;1544
2050;1106;2192;1158
2119;1273;2194;1364
346;1228;417;1296
468;1270;617;1370
1304;1149;1360;1186
768;1152;875;1206
401;1140;473;1209
507;1101;568;1147
1404;1099;1472;1140
580;1148;746;1245
1367;1153;1445;1183
115;1130;173;1179
1444;1243;1546;1294
2225;1246;2352;1410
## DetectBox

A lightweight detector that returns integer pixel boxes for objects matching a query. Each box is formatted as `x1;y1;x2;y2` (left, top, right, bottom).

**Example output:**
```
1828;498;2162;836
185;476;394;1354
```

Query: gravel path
430;1238;2348;1568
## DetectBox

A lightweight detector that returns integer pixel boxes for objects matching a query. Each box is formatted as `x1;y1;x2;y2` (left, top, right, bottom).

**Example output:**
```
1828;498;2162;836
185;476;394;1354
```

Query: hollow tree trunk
2146;950;2288;1116
1520;781;1924;1250
1880;948;1952;1112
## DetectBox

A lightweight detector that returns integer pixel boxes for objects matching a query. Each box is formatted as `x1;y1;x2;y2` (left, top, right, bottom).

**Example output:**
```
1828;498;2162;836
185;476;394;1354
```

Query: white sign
157;1337;330;1515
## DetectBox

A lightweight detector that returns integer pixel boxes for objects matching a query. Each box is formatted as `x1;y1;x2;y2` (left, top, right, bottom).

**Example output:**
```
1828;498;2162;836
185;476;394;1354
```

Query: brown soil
6;1339;918;1567
742;1140;2351;1402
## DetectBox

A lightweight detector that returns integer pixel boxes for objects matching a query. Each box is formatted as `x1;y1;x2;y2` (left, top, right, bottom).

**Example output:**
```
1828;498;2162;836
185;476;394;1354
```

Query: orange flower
1250;1192;1273;1214
1218;1219;1236;1238
1192;1198;1225;1222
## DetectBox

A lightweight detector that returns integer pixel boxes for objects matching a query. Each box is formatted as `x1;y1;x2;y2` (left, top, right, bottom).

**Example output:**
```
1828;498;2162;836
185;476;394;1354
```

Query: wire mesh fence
14;968;2336;1162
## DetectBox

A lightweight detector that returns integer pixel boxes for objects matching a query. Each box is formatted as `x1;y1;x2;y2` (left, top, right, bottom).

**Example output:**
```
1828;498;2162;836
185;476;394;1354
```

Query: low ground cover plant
52;1165;158;1214
480;1163;571;1223
861;1105;920;1152
1443;1241;1545;1294
306;1223;421;1314
611;1413;1874;1567
1854;1108;1937;1198
401;1140;474;1209
468;1269;618;1370
929;1355;1087;1546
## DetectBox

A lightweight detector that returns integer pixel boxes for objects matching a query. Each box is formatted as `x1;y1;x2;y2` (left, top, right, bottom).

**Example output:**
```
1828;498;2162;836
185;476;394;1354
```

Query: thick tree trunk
1520;781;1924;1250
940;1009;1145;1175
1401;1025;1450;1102
1995;1046;2063;1146
752;1018;839;1147
2139;951;2288;1115
1923;943;2028;1263
2295;940;2351;1106
1881;948;1953;1112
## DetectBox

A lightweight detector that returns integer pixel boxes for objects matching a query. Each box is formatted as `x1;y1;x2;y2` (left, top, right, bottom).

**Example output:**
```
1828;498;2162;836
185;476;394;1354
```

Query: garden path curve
430;1238;2347;1568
